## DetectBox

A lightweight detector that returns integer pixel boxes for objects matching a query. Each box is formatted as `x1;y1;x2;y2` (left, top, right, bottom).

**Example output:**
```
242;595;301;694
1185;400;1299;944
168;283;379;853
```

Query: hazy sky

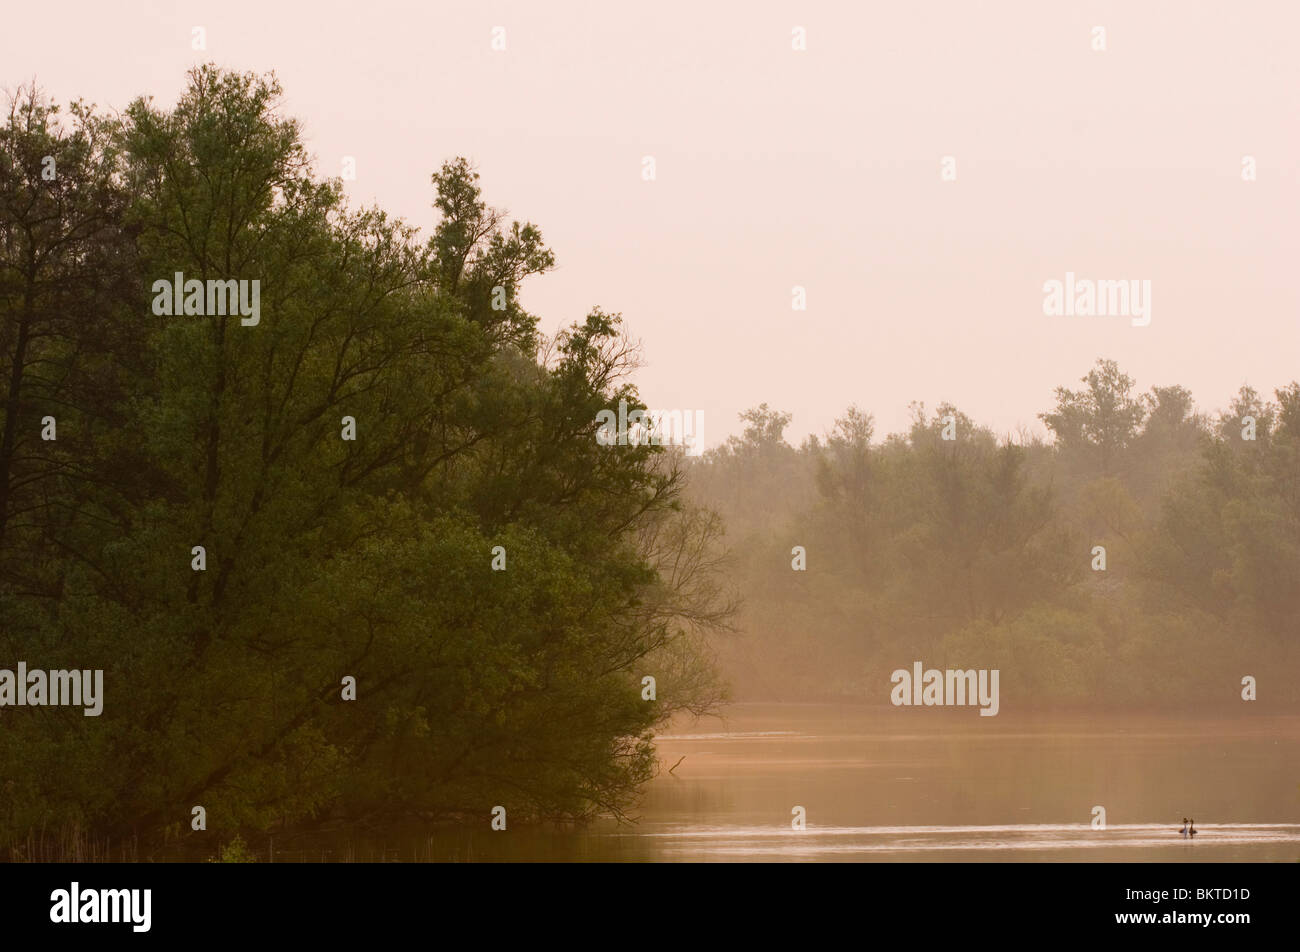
4;1;1296;450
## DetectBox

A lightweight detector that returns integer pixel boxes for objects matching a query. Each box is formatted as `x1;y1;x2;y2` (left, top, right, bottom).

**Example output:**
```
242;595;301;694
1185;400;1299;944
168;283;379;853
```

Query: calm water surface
312;704;1300;862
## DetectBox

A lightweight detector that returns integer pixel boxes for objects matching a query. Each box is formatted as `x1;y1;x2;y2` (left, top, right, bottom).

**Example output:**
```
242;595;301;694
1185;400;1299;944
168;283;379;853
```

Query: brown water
248;703;1300;862
390;703;1300;862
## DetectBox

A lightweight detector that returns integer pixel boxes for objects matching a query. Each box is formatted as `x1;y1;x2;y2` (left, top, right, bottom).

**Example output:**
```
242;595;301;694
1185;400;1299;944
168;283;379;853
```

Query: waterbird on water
1179;818;1188;837
1189;819;1197;837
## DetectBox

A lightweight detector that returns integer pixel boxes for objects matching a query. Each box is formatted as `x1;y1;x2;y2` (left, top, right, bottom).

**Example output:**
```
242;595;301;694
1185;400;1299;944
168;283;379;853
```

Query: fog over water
258;705;1298;862
1;3;1295;871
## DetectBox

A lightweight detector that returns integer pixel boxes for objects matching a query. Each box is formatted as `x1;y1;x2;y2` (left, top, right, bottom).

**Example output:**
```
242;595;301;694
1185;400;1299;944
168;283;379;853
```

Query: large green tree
0;67;729;856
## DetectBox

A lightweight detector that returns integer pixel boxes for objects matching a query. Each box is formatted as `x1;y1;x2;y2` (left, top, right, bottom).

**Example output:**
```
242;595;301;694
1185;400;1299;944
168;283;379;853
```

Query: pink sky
5;0;1296;448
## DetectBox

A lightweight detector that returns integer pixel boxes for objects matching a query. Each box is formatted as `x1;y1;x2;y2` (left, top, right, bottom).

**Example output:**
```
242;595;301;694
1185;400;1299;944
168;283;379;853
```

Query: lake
252;703;1300;862
379;703;1299;863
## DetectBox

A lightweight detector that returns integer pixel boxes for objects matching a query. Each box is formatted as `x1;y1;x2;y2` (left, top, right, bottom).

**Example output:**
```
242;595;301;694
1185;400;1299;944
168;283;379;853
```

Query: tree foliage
689;359;1298;706
0;67;730;854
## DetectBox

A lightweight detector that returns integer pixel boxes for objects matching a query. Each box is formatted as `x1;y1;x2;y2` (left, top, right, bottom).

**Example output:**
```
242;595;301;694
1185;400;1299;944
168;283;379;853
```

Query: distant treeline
0;67;731;856
686;361;1300;707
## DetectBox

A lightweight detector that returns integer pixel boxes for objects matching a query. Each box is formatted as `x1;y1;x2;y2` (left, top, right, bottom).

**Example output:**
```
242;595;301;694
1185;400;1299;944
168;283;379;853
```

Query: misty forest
1;68;1296;859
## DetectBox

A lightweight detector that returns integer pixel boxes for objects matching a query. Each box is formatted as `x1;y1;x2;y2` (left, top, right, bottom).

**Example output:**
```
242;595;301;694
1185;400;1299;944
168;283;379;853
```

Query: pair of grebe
1179;818;1198;837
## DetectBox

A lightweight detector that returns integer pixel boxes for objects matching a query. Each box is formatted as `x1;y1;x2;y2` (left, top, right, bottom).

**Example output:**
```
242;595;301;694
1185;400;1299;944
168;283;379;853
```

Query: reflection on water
596;703;1299;862
278;703;1300;862
631;823;1300;858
